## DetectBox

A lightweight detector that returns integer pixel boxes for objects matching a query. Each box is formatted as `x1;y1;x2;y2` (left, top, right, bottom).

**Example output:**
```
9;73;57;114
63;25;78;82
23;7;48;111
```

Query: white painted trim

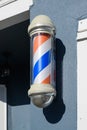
78;18;87;32
0;85;7;130
0;0;33;29
0;0;33;21
77;31;87;41
0;0;17;8
77;19;87;130
0;10;29;30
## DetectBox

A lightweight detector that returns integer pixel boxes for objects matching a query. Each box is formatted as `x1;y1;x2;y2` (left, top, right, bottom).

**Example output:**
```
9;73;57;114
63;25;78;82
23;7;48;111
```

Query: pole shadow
43;38;66;123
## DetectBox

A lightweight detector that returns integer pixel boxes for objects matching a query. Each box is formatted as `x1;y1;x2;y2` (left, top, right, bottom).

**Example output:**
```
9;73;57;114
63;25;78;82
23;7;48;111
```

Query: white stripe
34;63;51;83
33;37;51;66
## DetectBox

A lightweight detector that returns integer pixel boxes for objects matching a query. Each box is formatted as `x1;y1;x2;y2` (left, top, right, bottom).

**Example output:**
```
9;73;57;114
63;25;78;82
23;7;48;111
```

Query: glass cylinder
28;15;56;108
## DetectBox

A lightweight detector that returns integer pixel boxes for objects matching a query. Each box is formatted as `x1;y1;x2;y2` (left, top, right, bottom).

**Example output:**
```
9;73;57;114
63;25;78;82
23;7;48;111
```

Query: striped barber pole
33;33;52;84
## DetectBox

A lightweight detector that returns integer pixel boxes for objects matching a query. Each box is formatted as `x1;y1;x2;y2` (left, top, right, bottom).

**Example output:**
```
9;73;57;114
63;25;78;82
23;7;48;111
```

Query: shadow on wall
43;38;66;124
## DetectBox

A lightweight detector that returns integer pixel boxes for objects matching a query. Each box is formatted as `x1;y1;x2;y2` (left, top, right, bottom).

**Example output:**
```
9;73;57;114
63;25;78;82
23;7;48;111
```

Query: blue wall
4;0;87;130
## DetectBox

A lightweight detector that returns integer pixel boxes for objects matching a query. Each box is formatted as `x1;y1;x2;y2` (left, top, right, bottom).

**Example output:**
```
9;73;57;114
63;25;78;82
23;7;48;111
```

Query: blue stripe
33;51;51;80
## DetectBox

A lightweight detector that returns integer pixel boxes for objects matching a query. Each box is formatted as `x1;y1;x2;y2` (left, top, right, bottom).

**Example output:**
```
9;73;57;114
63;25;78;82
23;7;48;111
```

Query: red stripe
33;34;50;54
41;75;50;84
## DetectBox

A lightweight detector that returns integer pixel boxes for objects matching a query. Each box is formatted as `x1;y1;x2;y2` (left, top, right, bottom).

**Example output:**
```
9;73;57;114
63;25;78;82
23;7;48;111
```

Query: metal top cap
28;15;56;36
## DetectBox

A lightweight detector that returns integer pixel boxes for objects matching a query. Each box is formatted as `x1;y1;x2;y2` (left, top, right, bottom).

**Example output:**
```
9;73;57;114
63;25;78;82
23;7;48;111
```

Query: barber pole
33;33;51;84
28;15;56;108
